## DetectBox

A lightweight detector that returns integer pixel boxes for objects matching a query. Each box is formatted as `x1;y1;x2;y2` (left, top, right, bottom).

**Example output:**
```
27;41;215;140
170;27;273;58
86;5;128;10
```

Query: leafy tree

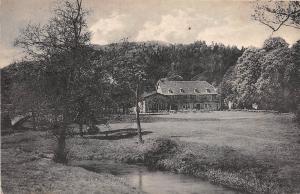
263;37;289;51
223;37;295;112
233;48;264;108
109;42;151;143
252;1;300;33
2;61;48;130
255;38;292;111
14;0;108;163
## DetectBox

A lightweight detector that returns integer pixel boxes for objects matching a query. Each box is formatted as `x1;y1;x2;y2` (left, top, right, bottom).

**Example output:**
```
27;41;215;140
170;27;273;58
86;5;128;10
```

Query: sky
1;0;300;68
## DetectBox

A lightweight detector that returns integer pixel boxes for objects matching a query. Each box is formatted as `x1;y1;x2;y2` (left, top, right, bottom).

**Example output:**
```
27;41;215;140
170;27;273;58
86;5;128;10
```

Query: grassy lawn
142;111;300;161
69;111;300;193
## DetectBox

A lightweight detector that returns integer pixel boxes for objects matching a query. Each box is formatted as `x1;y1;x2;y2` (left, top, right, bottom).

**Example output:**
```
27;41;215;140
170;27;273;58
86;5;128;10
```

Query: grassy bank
69;137;289;194
1;131;143;194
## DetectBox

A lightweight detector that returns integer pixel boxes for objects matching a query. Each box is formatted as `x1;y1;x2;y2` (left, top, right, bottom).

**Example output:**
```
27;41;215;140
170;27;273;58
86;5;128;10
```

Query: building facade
141;79;220;112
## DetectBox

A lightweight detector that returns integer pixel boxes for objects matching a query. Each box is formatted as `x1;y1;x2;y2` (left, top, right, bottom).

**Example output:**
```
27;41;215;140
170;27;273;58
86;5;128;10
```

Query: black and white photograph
1;0;300;193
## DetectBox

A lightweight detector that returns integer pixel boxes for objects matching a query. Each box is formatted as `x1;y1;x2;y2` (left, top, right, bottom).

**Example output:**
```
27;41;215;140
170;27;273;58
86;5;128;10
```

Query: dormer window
206;88;211;93
168;89;173;94
180;88;184;93
194;88;199;93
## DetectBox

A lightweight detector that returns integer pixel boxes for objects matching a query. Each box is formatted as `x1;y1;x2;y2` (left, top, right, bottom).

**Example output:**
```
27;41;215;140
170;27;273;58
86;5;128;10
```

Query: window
206;88;211;93
194;88;199;93
168;89;173;94
180;88;184;93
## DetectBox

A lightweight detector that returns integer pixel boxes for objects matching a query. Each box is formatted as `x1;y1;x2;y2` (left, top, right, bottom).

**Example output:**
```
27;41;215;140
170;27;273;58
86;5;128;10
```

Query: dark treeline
94;41;244;89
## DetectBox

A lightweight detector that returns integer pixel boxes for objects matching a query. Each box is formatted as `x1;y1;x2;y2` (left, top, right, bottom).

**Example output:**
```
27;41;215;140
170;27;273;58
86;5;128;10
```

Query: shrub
143;138;178;167
148;138;178;155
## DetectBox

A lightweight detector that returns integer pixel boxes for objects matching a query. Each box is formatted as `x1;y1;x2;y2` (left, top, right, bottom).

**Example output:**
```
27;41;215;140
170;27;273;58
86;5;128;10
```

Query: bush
148;138;178;155
144;138;178;167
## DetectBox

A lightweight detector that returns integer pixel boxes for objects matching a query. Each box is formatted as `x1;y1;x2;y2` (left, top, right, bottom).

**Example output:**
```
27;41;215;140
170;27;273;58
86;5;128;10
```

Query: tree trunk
54;127;68;164
135;82;143;143
79;122;83;136
1;114;12;130
32;111;37;130
122;105;126;114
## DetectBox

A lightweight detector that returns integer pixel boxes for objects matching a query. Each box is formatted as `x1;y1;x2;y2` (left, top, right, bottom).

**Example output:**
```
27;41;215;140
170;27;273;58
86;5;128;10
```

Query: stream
72;160;243;194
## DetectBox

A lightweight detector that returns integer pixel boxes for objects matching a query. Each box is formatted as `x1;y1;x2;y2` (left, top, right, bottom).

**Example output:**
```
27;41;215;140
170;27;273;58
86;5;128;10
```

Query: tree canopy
222;37;297;112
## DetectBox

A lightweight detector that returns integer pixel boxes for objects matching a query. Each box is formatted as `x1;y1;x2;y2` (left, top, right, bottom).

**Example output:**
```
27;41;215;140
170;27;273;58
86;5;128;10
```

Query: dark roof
157;80;217;95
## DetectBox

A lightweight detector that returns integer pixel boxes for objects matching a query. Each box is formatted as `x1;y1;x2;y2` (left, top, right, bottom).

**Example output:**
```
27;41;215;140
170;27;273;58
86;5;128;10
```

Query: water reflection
72;160;242;194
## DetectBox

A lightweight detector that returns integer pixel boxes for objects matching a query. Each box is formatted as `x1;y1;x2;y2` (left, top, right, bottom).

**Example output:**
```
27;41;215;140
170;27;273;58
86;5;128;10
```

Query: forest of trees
94;41;244;87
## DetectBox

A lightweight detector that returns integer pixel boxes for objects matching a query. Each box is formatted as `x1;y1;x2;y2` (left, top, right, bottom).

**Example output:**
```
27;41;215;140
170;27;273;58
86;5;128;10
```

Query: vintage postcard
1;0;300;193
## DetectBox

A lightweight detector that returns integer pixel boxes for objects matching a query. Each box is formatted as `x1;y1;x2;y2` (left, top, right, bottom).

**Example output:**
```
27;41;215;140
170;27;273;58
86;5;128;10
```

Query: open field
2;111;299;193
70;111;300;193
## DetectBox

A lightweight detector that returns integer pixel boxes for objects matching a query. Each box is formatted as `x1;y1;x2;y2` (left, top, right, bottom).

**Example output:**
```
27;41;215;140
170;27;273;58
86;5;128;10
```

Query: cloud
0;43;23;68
90;12;129;44
196;15;300;48
135;9;221;43
196;16;270;47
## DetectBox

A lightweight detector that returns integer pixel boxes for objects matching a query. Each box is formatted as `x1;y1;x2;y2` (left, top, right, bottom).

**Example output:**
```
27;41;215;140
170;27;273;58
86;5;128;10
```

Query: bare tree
252;1;300;33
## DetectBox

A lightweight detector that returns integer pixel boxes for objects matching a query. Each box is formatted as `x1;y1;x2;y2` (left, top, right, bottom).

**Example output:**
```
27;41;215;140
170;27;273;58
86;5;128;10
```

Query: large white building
141;79;220;112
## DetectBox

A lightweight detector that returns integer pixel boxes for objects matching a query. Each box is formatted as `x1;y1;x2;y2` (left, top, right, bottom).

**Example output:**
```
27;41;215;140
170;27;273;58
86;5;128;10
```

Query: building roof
157;80;217;95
